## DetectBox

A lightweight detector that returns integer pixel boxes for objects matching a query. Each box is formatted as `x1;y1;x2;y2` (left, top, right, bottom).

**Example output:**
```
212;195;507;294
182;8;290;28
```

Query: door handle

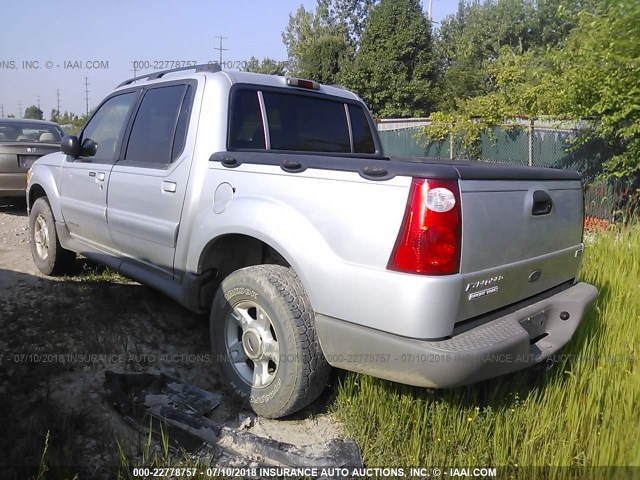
89;172;105;181
162;181;177;193
532;190;553;216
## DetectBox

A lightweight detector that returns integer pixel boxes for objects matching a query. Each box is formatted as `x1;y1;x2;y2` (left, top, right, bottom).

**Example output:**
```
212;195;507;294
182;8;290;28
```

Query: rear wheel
211;265;330;418
29;197;75;275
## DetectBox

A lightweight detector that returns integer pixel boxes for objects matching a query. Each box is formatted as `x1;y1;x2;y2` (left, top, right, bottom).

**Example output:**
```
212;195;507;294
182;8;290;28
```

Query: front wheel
29;197;75;275
211;265;331;418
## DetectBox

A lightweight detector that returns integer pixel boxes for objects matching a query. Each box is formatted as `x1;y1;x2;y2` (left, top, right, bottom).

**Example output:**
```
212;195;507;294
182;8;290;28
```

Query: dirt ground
0;198;343;479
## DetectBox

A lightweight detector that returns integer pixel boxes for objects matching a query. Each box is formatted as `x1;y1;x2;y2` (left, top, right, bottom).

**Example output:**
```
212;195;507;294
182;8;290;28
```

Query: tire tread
212;264;331;418
29;197;75;276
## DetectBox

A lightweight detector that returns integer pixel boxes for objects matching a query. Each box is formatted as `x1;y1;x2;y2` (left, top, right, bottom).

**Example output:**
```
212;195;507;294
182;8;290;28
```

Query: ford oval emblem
529;270;542;282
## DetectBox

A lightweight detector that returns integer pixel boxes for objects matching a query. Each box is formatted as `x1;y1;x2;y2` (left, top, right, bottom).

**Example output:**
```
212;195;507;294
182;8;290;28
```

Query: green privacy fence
378;125;638;222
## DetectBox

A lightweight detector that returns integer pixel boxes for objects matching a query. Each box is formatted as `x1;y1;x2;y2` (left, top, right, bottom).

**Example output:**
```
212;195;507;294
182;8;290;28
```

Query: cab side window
81;92;138;162
229;90;265;150
348;104;376;154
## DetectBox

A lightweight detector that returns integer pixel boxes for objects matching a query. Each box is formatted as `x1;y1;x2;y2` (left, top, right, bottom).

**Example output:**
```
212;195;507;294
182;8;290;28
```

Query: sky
0;0;458;118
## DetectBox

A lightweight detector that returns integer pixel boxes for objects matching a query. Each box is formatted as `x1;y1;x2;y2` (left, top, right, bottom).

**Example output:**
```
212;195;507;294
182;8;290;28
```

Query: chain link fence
377;121;638;222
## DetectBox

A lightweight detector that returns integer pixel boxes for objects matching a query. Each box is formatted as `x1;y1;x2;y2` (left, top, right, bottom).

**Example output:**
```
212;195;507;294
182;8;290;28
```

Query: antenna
214;35;228;64
84;77;90;116
130;61;138;78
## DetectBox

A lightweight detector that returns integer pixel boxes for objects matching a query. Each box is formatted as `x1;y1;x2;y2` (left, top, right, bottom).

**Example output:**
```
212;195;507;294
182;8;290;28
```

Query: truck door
59;91;139;251
106;82;195;277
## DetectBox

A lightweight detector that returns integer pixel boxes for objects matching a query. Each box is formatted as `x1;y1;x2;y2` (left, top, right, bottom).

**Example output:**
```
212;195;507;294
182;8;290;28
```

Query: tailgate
457;179;584;322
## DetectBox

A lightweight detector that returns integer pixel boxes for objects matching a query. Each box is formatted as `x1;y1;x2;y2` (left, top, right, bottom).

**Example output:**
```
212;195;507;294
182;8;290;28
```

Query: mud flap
103;371;363;468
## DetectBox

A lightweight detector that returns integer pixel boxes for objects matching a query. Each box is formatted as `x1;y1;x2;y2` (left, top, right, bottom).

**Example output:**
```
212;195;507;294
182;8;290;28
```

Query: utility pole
428;0;433;20
1;104;4;117
18;101;22;118
84;77;90;116
214;35;228;64
37;96;41;109
56;89;61;114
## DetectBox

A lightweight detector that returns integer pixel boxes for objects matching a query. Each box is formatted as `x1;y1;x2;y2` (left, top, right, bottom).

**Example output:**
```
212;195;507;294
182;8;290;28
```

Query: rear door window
262;92;350;153
229;87;377;155
125;84;189;166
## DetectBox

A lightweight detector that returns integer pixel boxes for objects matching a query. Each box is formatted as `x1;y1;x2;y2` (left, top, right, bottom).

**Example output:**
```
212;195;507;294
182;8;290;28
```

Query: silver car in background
0;118;64;197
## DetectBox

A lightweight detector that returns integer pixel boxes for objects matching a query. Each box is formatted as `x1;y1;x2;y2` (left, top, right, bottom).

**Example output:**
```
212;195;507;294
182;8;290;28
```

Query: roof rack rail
118;63;222;87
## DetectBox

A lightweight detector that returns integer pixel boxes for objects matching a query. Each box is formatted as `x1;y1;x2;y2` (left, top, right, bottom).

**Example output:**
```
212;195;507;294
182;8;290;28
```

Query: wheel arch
184;196;341;317
196;233;292;312
28;183;47;209
27;165;63;221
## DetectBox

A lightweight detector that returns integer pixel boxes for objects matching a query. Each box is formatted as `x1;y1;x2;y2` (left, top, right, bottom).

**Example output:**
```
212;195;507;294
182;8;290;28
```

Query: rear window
0;122;63;143
263;92;350;153
229;88;376;154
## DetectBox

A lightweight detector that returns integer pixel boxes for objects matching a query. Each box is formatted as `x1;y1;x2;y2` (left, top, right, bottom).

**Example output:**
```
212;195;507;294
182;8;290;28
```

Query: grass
332;226;640;475
114;423;220;480
22;229;639;478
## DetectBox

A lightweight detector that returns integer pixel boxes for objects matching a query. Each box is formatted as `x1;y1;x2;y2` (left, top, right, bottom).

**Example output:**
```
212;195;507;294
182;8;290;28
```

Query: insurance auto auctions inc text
0;60;109;70
208;466;498;478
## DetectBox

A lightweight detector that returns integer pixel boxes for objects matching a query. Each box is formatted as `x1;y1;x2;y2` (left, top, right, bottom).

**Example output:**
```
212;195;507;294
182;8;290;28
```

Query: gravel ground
0;197;342;479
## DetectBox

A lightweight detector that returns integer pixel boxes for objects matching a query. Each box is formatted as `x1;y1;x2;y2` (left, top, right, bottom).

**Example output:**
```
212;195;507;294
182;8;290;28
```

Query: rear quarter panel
185;163;413;320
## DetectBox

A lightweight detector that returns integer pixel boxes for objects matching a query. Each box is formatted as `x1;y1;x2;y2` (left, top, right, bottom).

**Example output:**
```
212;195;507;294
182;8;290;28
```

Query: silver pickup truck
26;64;598;418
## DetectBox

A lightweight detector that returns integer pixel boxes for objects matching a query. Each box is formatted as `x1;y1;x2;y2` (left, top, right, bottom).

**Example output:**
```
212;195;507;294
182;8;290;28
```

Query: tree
282;1;375;84
342;0;435;117
243;57;288;76
559;0;640;179
53;111;79;126
424;0;640;179
282;5;348;84
50;109;60;123
432;0;593;111
24;105;43;120
49;111;91;134
530;0;600;47
316;0;376;47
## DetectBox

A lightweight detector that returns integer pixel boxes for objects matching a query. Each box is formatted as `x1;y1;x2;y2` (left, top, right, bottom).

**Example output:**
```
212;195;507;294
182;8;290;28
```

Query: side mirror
61;135;80;156
80;138;98;157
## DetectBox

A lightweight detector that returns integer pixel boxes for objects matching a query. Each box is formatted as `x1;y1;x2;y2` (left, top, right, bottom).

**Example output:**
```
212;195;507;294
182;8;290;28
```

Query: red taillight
388;178;461;275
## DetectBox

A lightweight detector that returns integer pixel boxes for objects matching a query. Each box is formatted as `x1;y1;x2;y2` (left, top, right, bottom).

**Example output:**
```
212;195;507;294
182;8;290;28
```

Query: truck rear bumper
316;281;598;388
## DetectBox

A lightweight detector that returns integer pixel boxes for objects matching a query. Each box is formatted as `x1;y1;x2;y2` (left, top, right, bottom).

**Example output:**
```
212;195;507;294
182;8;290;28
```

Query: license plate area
519;310;548;341
18;155;39;169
